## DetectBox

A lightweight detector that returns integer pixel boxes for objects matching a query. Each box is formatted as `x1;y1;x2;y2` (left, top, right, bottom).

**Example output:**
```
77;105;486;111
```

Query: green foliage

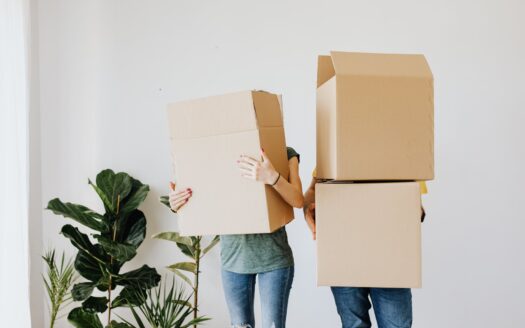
68;307;103;328
120;278;209;328
47;169;161;327
42;249;77;328
153;232;219;285
156;196;220;326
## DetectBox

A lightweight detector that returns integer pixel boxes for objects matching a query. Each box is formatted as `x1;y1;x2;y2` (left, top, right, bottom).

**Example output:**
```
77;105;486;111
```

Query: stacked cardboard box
167;90;294;236
316;51;434;288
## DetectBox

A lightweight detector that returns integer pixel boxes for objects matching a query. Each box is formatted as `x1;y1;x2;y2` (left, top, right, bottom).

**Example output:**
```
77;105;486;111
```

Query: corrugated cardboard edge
317;55;335;87
252;92;294;232
316;77;337;179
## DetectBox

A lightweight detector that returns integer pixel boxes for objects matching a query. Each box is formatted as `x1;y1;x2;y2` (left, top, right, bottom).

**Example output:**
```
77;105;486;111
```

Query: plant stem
50;311;57;328
108;194;121;325
194;258;199;322
193;238;201;328
108;279;112;324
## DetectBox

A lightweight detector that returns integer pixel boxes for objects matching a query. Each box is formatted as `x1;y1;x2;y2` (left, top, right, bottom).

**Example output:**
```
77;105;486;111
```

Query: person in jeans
303;170;426;328
169;147;303;328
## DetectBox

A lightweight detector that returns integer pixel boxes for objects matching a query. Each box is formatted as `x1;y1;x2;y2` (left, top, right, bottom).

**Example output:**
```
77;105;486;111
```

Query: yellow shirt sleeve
312;167;317;178
419;181;428;194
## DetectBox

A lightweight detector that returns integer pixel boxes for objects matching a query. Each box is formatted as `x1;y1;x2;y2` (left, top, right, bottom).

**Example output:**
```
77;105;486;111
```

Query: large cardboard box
167;90;294;236
316;182;422;288
316;51;434;181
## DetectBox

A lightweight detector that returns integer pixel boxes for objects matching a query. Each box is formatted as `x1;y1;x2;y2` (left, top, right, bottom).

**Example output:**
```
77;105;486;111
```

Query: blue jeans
221;266;294;328
331;287;412;328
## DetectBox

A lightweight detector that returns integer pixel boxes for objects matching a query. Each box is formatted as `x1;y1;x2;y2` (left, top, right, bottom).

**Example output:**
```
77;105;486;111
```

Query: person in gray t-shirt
169;147;303;328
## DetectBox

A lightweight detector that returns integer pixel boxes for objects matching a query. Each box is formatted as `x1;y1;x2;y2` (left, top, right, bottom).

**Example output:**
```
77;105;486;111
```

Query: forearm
273;175;304;208
303;178;316;214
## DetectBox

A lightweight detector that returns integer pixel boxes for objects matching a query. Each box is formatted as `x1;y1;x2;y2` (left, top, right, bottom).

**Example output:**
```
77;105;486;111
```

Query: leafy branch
43;249;77;328
119;277;209;328
47;169;161;328
156;196;220;326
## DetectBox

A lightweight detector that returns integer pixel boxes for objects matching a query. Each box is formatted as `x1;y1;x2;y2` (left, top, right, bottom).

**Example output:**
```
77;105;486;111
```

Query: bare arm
303;176;317;239
238;149;304;208
303;177;316;214
273;156;304;208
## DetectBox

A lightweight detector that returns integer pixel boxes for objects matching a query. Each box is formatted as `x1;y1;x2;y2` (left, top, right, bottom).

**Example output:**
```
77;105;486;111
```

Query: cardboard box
316;51;434;180
167;90;294;236
316;181;422;288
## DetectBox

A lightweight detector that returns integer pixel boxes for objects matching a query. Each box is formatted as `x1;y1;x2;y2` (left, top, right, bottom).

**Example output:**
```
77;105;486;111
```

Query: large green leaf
167;262;197;274
118;210;146;248
111;286;146;308
177;243;195;259
71;282;95;301
62;225;103;262
68;307;103;328
47;199;107;232
89;179;114;215
95;235;137;263
82;296;109;313
106;321;134;328
95;169;132;213
120;177;149;216
75;250;104;282
116;265;161;289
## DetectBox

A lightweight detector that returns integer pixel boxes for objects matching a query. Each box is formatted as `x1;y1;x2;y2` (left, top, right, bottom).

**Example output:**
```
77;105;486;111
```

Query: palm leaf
123;278;208;328
167;268;192;286
43;249;77;328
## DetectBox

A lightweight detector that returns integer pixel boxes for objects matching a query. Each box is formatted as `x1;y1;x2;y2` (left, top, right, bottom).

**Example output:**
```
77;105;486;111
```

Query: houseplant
47;169;161;328
120;277;209;328
42;249;77;328
157;196;219;325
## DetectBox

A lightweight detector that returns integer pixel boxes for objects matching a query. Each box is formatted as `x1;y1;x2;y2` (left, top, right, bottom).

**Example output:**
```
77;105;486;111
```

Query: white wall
35;0;525;327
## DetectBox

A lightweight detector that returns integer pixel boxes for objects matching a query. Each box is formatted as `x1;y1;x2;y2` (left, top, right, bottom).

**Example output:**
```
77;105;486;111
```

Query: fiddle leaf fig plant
47;169;161;328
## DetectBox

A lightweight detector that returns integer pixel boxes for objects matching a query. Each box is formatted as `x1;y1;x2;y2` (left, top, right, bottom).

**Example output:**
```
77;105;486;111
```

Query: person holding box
303;171;426;328
169;147;303;328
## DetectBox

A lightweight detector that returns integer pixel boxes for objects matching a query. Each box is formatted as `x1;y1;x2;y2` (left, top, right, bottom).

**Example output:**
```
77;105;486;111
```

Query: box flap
317;55;336;87
251;91;283;128
330;51;433;79
167;91;258;140
276;94;283;117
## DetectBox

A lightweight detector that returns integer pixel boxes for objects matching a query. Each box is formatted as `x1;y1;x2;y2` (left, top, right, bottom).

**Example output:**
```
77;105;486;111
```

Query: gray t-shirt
220;147;299;273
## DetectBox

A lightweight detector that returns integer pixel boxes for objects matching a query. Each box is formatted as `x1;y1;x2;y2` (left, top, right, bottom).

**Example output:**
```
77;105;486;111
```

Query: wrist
303;202;310;215
268;170;280;186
